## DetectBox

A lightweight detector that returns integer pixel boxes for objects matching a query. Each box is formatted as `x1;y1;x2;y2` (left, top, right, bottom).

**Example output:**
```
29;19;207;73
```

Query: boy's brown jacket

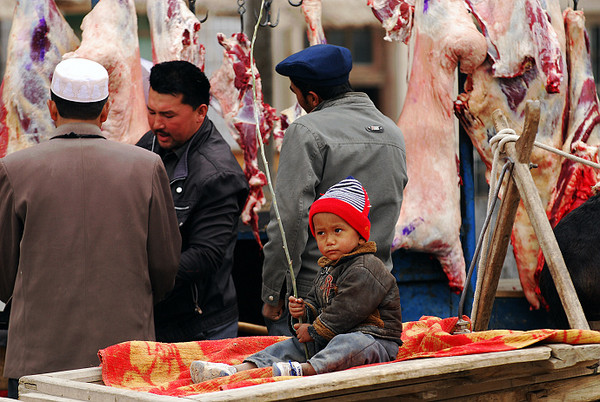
303;241;403;347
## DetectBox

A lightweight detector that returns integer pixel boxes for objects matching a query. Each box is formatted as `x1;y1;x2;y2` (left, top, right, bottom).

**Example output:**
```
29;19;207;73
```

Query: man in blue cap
261;44;408;335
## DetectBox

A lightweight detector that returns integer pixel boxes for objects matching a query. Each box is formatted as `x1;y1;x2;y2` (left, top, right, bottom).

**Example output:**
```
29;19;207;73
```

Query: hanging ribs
209;32;283;245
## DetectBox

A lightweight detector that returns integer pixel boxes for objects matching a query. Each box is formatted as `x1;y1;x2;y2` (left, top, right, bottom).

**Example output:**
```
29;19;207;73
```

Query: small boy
190;177;403;381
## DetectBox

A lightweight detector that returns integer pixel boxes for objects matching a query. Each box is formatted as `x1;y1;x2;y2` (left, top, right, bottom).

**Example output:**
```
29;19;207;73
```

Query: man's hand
262;299;284;321
293;323;313;343
288;296;306;319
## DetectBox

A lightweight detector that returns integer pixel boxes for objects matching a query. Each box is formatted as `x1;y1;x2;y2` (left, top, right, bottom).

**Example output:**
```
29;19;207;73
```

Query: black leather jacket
137;118;249;336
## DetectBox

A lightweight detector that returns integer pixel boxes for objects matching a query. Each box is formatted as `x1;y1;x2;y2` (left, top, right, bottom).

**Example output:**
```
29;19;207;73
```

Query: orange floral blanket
98;316;600;397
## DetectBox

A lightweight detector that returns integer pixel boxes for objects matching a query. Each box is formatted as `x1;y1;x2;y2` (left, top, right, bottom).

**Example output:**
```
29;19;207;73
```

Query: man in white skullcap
0;57;181;399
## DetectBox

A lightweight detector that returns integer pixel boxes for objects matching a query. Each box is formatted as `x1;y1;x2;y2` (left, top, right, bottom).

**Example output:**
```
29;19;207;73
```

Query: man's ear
99;102;109;123
195;104;208;125
307;91;321;109
47;99;59;122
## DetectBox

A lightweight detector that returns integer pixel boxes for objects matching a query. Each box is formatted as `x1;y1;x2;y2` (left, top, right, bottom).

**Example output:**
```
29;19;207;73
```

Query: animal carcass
64;0;149;143
393;0;487;292
210;32;282;244
0;0;79;157
455;0;569;308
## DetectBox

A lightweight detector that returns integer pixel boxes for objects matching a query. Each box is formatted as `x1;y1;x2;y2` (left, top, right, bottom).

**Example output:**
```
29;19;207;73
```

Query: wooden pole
471;107;530;331
472;100;589;330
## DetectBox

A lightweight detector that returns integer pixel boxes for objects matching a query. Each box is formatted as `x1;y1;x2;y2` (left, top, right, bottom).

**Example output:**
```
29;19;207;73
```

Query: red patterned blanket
98;316;600;397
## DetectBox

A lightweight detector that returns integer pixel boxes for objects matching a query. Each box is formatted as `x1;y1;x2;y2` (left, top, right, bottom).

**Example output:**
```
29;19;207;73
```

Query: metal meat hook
188;0;209;23
258;0;280;28
238;0;246;32
288;0;303;6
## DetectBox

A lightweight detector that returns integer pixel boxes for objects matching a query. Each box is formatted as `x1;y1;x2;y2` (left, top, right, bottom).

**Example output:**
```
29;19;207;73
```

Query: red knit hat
309;177;371;241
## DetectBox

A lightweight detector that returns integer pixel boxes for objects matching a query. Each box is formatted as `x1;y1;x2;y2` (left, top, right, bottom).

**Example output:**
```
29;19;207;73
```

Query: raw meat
0;0;79;157
455;0;567;308
63;0;149;144
146;0;206;70
535;8;600;290
368;0;415;43
544;8;600;229
209;32;283;245
393;0;487;292
465;0;564;93
302;0;327;45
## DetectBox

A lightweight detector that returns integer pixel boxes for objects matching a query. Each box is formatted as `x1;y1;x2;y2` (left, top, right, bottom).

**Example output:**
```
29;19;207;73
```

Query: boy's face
312;212;365;261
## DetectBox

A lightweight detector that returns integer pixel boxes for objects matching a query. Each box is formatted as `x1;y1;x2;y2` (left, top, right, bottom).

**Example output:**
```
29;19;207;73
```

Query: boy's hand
288;296;306;319
293;323;313;343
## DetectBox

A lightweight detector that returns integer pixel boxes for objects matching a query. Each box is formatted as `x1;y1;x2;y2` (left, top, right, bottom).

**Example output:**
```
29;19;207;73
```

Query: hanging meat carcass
544;8;600;229
209;32;282;245
455;0;568;308
63;0;149;144
0;0;80;157
146;0;206;70
390;0;487;292
534;8;600;296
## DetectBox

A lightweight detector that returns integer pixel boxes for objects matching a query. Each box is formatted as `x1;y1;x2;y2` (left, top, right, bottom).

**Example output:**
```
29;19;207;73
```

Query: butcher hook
258;0;280;28
238;0;246;32
288;0;303;6
187;0;209;23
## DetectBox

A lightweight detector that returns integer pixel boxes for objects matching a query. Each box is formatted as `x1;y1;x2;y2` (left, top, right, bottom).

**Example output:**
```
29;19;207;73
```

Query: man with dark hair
261;44;408;336
137;60;249;342
0;57;181;399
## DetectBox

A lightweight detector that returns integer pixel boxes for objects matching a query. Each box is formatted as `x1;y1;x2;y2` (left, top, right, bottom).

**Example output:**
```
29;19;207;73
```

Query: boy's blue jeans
245;332;399;374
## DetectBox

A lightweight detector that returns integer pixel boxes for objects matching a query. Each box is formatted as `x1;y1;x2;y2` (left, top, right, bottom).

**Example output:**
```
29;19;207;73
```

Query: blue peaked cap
275;44;352;86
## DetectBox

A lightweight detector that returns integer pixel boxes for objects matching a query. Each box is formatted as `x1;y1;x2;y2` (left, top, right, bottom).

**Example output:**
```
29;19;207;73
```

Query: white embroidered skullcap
51;58;109;103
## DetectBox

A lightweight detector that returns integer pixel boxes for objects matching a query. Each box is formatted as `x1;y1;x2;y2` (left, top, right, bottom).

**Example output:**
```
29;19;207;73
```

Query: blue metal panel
392;250;461;322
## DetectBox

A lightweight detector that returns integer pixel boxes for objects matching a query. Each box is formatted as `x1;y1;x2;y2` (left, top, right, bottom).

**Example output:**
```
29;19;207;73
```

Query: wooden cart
17;343;600;401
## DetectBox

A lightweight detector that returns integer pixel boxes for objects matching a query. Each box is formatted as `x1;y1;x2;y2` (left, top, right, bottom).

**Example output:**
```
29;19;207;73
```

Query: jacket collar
151;118;213;182
317;241;377;267
51;122;105;138
312;92;371;113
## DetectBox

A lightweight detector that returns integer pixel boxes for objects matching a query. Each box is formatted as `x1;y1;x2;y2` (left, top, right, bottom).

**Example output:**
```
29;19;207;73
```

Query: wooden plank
19;344;600;402
541;344;600;370
18;391;80;402
443;373;600;401
19;372;187;402
189;347;554;401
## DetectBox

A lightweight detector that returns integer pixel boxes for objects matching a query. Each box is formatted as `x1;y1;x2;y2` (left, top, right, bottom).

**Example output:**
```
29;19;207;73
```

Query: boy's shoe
190;361;236;383
272;361;303;377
